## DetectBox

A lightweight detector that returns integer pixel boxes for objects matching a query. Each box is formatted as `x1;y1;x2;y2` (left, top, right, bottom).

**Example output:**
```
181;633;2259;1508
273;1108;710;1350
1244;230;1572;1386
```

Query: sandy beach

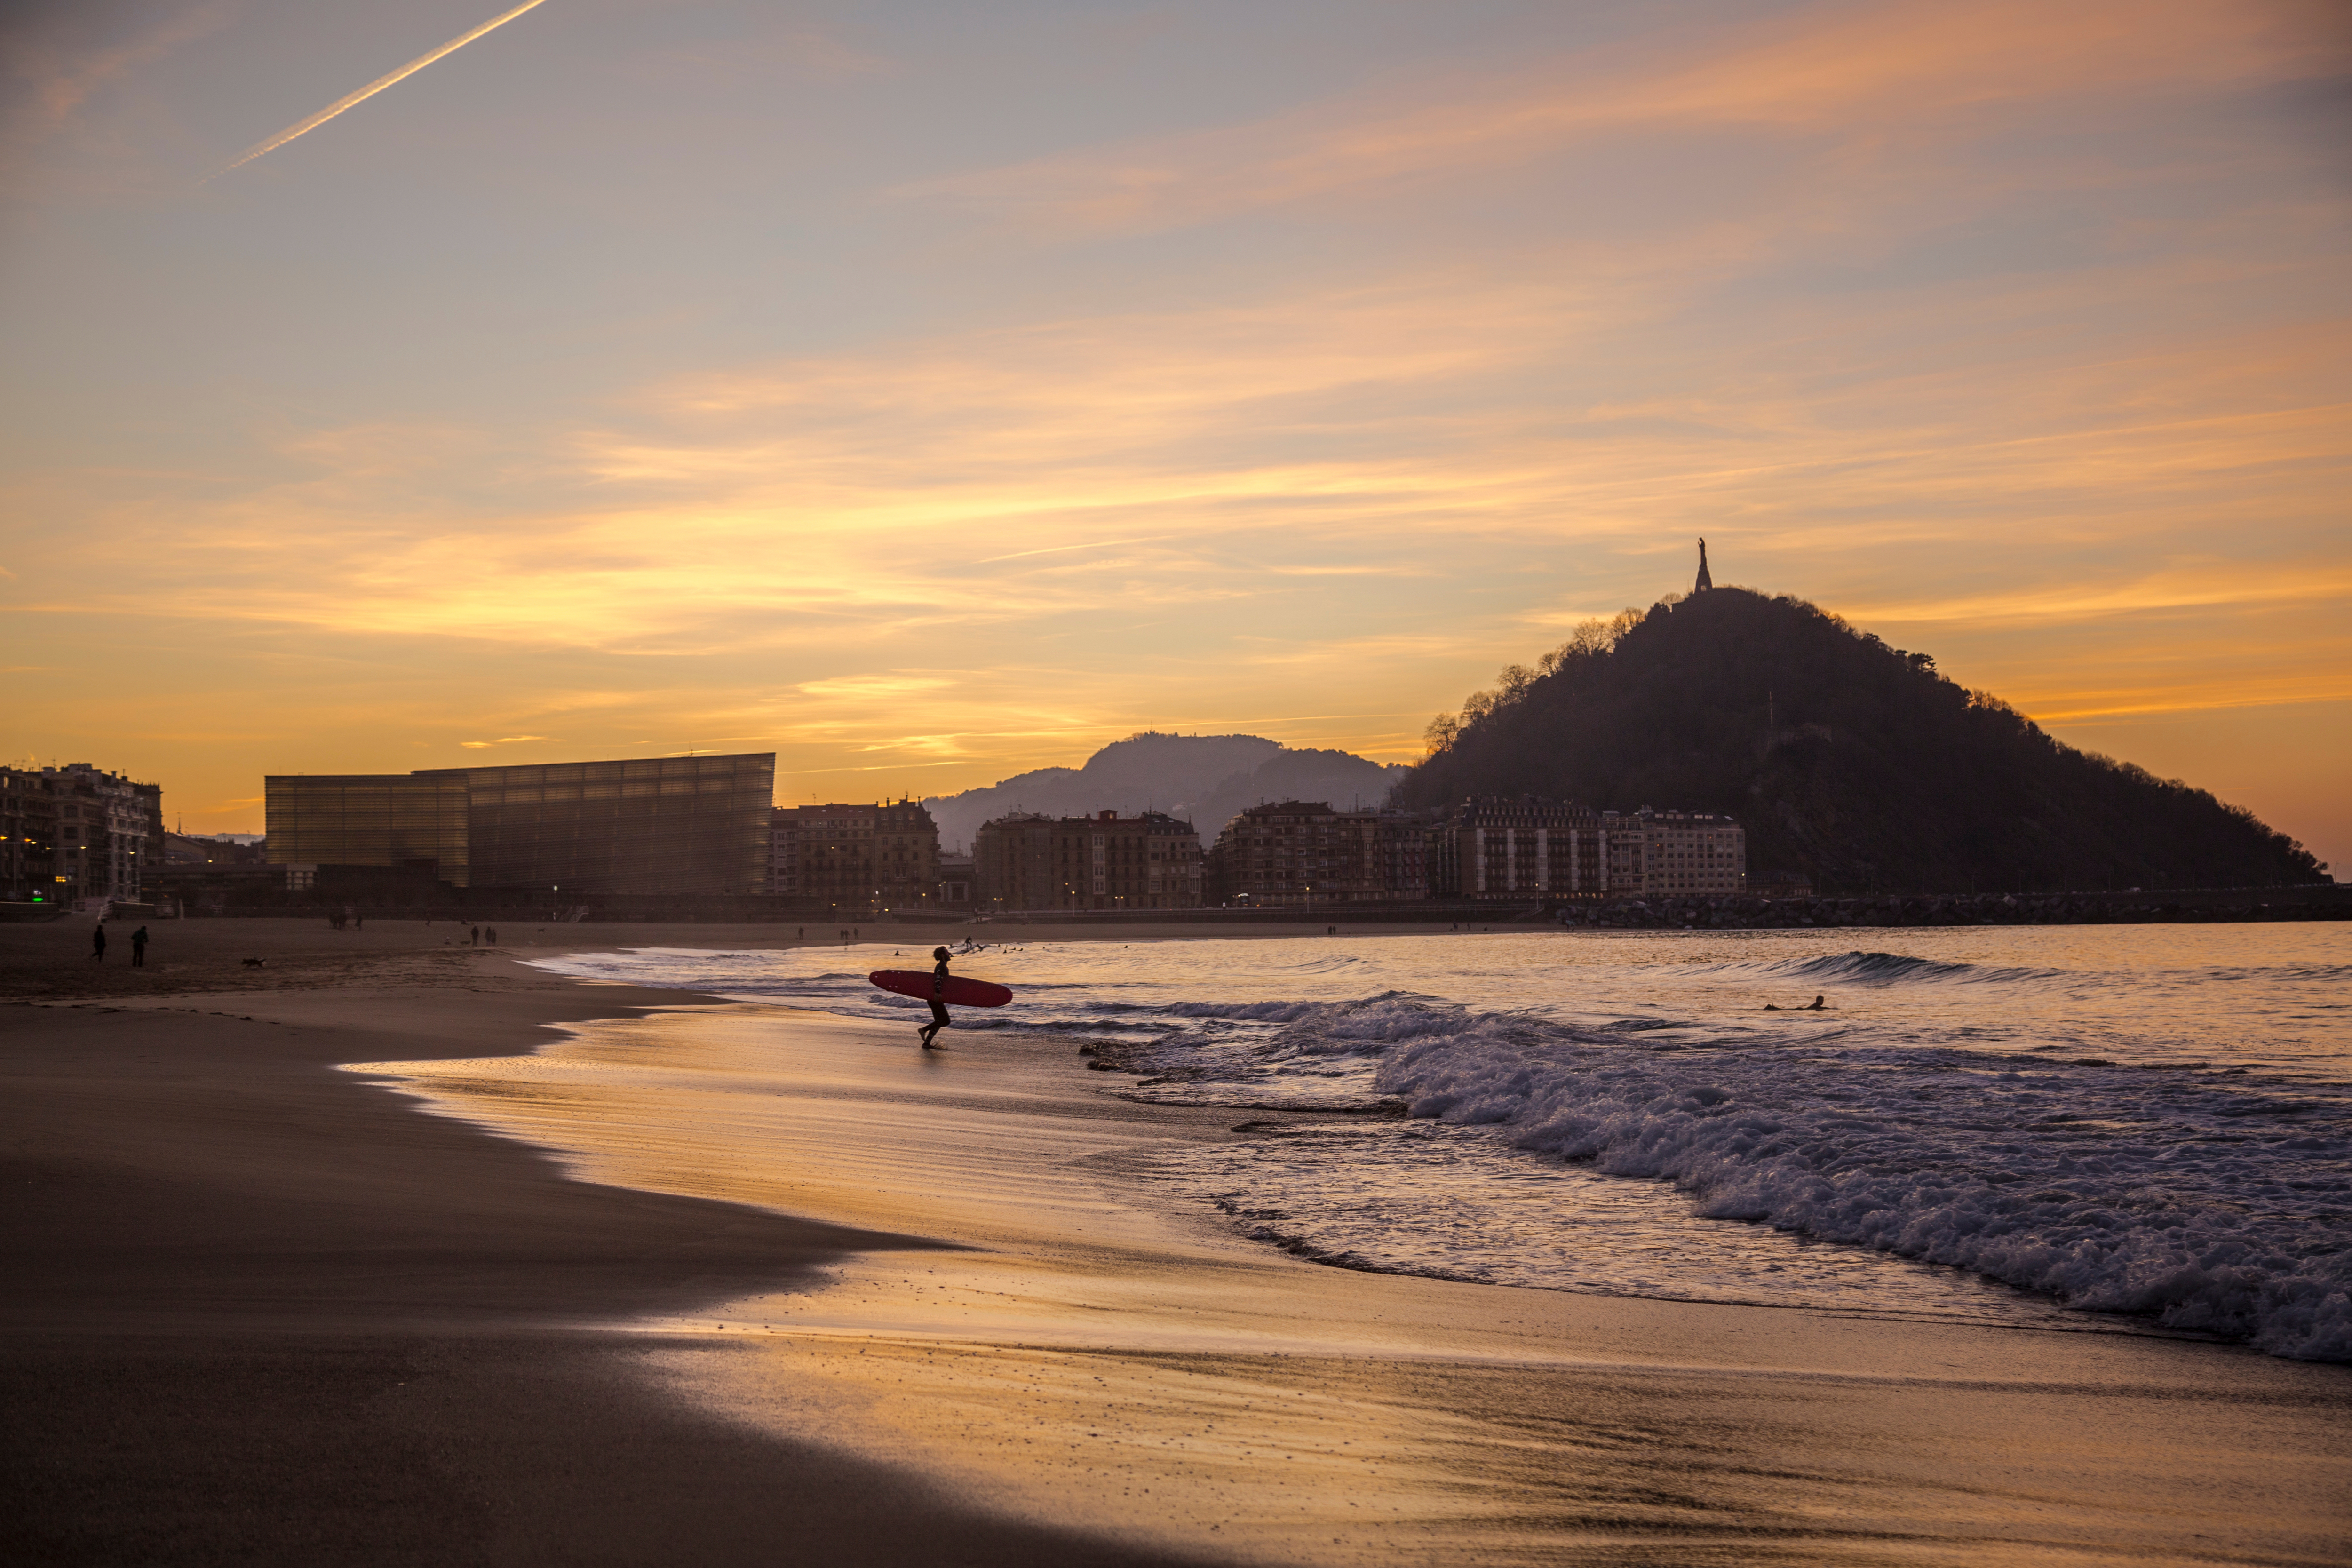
7;918;2347;1565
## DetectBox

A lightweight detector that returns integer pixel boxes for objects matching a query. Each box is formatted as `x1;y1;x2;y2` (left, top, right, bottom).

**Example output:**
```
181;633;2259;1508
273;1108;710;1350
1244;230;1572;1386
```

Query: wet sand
3;927;1203;1566
8;920;2347;1564
359;997;2347;1564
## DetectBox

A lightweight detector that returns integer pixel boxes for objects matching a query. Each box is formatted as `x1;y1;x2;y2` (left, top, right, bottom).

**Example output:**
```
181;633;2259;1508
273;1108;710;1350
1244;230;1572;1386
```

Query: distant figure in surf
1764;995;1829;1011
918;946;952;1050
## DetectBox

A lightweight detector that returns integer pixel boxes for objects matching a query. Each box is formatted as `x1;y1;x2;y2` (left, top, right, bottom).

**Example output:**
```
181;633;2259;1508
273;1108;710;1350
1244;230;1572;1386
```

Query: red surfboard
868;970;1013;1008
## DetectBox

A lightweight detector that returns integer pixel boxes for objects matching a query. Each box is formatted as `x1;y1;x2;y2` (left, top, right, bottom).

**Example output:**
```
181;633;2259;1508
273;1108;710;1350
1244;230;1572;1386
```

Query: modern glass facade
266;753;775;895
441;754;774;895
264;774;470;884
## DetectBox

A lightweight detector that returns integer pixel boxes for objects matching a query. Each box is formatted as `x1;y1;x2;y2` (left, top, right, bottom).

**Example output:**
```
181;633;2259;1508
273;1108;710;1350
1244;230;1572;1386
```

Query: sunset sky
6;0;2346;870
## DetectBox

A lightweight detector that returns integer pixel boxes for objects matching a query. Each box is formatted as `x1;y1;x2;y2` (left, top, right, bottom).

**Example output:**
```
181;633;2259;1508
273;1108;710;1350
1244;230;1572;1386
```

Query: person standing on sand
485;926;498;946
91;923;106;962
130;926;149;967
469;925;479;946
918;946;953;1050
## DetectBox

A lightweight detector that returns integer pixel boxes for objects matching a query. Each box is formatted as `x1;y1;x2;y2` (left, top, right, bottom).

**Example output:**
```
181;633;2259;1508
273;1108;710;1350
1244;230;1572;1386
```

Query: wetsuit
922;957;951;1044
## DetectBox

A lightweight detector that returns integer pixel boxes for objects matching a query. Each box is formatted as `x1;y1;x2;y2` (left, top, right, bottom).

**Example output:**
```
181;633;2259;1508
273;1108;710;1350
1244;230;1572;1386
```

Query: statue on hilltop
1694;538;1713;593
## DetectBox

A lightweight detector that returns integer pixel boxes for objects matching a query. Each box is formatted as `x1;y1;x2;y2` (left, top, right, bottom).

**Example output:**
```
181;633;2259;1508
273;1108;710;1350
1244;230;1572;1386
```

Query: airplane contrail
203;0;550;182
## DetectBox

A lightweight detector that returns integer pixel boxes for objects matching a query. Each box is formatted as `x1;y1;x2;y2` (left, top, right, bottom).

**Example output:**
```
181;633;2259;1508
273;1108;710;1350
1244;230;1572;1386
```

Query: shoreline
8;922;2348;1564
1;937;1204;1566
349;964;2347;1563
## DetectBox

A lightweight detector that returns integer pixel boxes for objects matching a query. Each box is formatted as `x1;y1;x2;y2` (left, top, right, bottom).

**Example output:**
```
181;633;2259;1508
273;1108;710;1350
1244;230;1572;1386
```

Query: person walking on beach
130;925;149;967
918;946;953;1050
485;926;498;946
90;923;106;962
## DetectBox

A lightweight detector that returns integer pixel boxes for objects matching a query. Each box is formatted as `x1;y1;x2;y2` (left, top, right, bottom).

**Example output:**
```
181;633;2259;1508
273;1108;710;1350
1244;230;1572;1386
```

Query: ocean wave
1367;1010;2348;1361
1095;995;2349;1357
1765;950;2061;986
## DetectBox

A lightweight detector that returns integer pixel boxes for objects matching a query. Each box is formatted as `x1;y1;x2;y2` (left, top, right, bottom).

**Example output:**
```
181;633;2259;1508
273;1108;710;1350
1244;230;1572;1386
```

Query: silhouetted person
90;924;106;962
130;925;148;967
918;946;952;1050
470;925;480;945
485;926;498;945
1765;995;1829;1012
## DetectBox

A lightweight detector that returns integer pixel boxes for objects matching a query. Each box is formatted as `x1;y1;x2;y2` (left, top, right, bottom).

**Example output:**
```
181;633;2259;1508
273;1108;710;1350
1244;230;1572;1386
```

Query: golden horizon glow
3;0;2344;868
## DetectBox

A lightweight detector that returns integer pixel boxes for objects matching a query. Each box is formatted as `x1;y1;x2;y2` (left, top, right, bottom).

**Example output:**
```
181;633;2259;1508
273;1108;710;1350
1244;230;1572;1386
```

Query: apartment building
972;812;1060;911
1429;798;1745;900
874;799;941;913
977;810;1202;910
1058;810;1202;910
1428;796;1599;899
3;763;161;907
1205;801;1388;907
1612;808;1746;897
770;799;939;915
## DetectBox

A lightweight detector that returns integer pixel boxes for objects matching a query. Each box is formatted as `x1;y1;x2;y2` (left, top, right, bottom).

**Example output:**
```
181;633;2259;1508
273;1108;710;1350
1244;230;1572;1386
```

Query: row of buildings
4;748;1746;916
1011;796;1746;909
784;795;1748;914
1;764;166;907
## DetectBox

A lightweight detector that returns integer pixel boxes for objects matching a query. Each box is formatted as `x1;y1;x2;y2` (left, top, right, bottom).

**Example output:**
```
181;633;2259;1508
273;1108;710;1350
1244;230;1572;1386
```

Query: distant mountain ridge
1397;587;2325;893
924;732;1406;852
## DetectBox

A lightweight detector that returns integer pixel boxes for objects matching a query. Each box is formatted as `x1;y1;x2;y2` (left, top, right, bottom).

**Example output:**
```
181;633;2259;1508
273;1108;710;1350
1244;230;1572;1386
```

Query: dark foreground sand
5;923;1202;1566
8;919;2347;1565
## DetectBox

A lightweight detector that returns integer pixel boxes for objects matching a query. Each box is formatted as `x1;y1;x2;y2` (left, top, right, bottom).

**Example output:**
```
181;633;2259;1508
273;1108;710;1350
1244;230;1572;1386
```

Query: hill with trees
925;732;1405;852
1398;587;2325;894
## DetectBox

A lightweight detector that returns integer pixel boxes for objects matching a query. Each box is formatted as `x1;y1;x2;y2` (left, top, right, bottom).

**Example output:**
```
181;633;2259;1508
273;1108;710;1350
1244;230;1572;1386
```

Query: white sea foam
1373;1014;2347;1359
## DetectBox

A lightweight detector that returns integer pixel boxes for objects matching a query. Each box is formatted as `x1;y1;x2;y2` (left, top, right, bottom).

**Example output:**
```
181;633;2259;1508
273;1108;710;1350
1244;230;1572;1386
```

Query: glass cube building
266;753;775;895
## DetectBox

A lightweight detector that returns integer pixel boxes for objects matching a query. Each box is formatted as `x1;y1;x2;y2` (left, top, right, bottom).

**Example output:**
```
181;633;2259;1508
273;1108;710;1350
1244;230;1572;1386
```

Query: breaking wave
1100;996;2349;1359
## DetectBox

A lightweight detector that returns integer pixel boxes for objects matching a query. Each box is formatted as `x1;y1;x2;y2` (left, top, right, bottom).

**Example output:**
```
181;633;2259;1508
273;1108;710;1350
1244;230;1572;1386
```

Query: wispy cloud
458;734;557;749
8;0;246;143
897;0;2331;237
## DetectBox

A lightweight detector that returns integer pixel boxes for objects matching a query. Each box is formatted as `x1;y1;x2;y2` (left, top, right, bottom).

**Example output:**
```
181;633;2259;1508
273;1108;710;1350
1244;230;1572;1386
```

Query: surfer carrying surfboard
919;946;953;1049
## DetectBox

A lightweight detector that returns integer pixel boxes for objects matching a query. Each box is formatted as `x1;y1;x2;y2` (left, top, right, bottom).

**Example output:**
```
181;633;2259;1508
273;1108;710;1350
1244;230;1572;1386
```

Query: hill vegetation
924;732;1404;852
1397;587;2326;894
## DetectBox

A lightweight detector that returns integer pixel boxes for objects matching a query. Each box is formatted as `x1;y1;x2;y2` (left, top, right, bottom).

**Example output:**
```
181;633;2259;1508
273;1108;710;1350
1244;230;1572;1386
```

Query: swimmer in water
918;946;952;1049
1765;995;1828;1011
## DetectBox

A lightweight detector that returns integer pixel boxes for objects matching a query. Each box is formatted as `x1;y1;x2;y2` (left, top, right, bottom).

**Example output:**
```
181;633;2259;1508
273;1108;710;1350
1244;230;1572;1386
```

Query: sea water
530;923;2349;1360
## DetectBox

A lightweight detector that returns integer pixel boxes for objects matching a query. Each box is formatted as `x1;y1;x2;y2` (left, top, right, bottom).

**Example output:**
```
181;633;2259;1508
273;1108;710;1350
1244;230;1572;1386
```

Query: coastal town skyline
7;0;2345;871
